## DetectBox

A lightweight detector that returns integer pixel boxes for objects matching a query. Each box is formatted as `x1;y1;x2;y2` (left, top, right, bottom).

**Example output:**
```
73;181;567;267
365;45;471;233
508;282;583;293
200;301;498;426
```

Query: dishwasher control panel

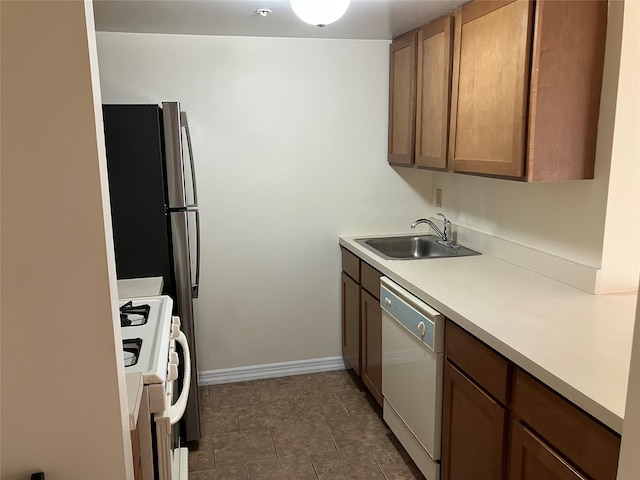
380;283;442;351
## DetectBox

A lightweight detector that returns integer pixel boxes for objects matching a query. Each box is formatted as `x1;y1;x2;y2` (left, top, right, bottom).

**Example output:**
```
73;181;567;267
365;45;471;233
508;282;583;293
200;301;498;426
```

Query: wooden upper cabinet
388;32;417;166
415;16;453;170
526;0;607;181
448;0;607;180
449;0;533;178
390;0;607;180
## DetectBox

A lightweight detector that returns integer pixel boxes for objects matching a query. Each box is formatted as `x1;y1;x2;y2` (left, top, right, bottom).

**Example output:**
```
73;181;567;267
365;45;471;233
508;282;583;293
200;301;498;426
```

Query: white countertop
117;277;164;299
340;234;638;434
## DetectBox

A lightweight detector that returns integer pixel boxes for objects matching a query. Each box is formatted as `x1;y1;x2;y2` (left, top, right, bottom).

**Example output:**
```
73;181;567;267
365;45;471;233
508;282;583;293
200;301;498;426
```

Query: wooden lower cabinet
341;271;361;374
340;247;383;405
443;320;621;480
509;422;585;480
361;289;383;405
442;360;508;480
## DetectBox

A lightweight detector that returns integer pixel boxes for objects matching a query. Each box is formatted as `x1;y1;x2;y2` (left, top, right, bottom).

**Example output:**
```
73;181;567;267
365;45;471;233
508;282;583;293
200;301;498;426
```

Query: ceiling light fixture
289;0;351;27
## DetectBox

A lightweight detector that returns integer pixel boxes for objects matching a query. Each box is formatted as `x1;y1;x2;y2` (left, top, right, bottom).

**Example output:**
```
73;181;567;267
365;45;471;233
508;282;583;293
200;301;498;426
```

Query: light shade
290;0;351;27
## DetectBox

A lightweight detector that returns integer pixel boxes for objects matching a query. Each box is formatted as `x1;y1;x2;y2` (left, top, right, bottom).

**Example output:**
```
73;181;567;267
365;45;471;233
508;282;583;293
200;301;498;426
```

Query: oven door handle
169;331;191;425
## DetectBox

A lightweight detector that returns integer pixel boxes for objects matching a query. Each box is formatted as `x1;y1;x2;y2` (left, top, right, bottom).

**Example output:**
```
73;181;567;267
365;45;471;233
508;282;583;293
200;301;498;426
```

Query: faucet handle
437;213;452;242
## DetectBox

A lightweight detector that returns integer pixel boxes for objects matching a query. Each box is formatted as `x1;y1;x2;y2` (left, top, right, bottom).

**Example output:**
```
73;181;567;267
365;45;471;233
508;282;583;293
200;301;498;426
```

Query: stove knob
172;316;181;328
167;363;178;382
170;324;180;339
170;351;179;366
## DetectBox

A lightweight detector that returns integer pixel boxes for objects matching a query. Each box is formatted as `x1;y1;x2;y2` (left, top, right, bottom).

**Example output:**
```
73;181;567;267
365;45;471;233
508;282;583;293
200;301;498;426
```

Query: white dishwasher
381;277;444;480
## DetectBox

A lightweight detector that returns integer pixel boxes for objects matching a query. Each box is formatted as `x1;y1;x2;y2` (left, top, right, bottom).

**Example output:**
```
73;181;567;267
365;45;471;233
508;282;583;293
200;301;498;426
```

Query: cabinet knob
385;297;392;307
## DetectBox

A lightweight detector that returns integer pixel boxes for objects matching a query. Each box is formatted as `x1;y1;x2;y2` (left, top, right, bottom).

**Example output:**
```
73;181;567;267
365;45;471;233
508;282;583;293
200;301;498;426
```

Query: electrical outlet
435;188;443;207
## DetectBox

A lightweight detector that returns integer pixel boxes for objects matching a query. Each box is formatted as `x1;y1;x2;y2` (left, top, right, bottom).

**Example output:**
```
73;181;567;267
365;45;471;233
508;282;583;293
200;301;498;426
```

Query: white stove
120;295;173;385
120;294;190;480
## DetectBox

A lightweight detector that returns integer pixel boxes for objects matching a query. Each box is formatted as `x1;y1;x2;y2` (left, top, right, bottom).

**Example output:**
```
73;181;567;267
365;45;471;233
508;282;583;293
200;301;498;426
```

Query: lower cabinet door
441;360;508;480
509;422;586;480
341;272;361;374
361;289;383;406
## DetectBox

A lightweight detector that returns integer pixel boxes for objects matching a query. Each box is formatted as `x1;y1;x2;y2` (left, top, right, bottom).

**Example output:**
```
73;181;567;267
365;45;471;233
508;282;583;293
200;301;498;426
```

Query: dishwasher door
381;277;444;480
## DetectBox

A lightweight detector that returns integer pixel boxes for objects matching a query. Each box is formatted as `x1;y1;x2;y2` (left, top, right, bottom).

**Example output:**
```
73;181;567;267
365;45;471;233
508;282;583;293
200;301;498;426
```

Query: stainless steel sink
355;235;481;260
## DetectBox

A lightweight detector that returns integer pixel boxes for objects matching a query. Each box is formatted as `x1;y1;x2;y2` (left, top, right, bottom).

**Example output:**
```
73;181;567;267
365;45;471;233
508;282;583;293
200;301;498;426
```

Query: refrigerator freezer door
180;111;199;208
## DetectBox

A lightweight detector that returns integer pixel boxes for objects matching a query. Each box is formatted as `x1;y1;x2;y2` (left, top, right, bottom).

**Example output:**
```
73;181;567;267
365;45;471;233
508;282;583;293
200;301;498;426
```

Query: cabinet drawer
361;262;382;299
445;320;509;404
512;368;620;480
341;247;360;282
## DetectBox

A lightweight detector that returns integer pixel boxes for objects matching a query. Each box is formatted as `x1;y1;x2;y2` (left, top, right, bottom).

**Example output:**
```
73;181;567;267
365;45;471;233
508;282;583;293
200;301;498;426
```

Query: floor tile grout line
306;453;321;480
321;418;340;452
366;444;392;480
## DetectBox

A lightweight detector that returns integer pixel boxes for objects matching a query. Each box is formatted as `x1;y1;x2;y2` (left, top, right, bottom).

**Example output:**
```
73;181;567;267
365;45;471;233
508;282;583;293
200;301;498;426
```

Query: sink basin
355;235;481;260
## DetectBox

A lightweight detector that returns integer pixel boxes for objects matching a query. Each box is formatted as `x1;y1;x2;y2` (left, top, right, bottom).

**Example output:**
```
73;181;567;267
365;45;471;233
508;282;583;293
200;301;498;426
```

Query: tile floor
189;369;426;480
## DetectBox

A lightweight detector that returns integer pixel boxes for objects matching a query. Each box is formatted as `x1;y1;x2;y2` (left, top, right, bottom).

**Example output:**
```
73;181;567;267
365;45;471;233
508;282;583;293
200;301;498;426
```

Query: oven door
155;323;191;480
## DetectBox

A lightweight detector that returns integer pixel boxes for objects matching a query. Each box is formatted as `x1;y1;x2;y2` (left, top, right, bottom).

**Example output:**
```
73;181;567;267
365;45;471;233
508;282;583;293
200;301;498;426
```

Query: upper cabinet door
449;0;533;178
526;0;607;181
388;32;417;166
415;16;453;170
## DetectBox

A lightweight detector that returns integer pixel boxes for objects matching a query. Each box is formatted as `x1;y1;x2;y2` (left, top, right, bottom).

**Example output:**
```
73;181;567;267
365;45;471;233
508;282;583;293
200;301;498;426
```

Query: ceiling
93;0;467;40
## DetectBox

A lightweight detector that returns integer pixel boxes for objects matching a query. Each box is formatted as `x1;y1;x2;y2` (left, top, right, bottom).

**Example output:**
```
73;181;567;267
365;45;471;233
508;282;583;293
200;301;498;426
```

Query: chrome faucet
411;213;456;248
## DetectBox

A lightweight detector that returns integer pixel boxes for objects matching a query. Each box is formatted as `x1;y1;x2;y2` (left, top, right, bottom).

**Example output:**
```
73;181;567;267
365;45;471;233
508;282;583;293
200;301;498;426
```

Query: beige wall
615;0;640;477
599;0;640;294
0;1;131;478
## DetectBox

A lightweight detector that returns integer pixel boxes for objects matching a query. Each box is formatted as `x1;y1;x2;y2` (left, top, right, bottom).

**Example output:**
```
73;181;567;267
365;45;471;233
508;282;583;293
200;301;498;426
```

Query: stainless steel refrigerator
103;102;201;447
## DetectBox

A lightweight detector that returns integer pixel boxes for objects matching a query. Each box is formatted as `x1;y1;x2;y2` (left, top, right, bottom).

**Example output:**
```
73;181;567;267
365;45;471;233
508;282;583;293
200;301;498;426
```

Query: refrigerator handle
192;209;201;299
181;111;199;208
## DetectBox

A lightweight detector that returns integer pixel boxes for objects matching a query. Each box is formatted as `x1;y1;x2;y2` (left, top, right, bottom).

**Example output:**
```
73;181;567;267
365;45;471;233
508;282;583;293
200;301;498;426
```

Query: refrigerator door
169;209;201;444
163;102;198;210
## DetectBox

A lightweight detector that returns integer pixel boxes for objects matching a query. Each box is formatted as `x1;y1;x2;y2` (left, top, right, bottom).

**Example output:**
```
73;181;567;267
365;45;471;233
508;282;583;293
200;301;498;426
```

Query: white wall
96;33;435;371
1;1;132;478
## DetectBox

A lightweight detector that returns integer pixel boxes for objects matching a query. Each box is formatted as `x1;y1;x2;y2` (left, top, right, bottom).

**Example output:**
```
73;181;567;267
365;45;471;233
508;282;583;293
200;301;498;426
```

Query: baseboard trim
198;356;347;385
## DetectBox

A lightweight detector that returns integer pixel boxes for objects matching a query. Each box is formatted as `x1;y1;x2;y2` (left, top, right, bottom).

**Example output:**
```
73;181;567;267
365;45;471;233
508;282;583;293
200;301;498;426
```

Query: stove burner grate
122;338;143;367
120;301;150;327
